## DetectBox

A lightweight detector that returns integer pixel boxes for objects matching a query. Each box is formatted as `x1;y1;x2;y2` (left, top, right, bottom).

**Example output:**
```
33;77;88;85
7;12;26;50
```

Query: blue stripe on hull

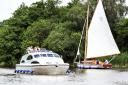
77;64;105;69
15;70;33;74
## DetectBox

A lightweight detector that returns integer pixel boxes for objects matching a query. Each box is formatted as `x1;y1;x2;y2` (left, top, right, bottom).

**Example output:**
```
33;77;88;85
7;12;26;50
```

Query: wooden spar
97;0;99;3
84;1;90;63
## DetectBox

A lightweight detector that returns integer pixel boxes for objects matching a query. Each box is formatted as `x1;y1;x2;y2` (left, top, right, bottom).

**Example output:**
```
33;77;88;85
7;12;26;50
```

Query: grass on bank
111;52;128;68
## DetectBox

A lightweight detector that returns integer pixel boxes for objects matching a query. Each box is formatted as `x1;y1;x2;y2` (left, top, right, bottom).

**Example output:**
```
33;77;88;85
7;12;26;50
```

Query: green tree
43;22;81;62
66;3;86;31
0;26;22;67
21;19;53;50
4;3;30;28
116;19;128;51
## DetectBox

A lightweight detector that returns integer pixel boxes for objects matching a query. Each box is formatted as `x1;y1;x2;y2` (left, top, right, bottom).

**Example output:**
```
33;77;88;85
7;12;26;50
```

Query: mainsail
86;0;120;59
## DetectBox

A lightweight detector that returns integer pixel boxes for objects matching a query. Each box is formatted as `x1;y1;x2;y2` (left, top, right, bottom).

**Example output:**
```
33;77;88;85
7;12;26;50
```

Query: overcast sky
0;0;71;21
0;0;128;22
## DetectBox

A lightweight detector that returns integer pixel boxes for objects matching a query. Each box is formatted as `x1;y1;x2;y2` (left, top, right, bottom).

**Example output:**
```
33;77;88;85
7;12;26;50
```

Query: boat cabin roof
20;49;63;64
23;49;60;58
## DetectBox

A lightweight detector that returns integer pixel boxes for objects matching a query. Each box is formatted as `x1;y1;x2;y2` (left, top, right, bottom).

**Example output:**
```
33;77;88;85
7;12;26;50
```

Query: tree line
0;0;128;67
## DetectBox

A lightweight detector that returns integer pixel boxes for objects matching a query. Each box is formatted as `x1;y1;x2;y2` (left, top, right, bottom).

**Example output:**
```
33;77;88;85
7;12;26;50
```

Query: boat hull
15;64;69;75
77;63;112;69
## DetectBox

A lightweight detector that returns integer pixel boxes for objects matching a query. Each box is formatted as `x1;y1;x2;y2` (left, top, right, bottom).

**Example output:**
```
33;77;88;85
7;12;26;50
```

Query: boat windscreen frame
40;54;47;57
33;54;40;58
47;54;54;57
53;53;60;58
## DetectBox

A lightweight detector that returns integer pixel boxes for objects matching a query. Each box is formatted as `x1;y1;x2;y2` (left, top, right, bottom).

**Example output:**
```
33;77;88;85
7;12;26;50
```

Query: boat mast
84;0;90;62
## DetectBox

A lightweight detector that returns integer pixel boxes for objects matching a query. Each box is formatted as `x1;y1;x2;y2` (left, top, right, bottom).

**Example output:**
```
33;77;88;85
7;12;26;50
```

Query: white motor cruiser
15;49;69;75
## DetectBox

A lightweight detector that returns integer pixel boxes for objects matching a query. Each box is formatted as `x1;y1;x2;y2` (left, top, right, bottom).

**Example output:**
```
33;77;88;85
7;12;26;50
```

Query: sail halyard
86;0;120;59
73;20;86;63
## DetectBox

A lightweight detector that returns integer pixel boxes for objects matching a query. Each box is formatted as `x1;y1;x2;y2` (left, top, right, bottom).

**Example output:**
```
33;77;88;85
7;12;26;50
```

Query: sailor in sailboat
104;59;108;64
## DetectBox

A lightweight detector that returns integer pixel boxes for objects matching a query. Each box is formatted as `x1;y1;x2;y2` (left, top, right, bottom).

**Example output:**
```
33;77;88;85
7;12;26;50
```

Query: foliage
43;22;81;62
116;19;128;51
0;26;22;67
3;3;30;28
112;52;128;67
21;19;53;50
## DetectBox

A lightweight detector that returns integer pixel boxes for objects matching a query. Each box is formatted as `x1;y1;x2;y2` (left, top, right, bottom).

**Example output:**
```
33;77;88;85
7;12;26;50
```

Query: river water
0;68;128;85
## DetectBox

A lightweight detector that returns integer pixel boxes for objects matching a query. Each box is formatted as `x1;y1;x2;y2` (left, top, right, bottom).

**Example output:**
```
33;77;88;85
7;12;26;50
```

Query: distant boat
15;48;69;75
74;0;120;69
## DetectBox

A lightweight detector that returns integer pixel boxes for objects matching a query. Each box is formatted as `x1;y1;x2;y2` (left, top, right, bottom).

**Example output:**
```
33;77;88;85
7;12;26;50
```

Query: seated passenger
96;59;99;65
37;46;40;51
104;59;109;64
34;47;38;51
34;46;40;52
27;46;33;53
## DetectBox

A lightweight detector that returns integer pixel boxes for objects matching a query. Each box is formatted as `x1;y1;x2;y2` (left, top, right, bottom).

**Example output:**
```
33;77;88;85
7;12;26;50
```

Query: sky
0;0;71;22
0;0;128;22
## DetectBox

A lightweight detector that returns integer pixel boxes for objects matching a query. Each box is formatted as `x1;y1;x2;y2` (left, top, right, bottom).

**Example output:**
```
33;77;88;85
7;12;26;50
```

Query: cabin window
31;61;39;64
54;53;60;57
21;60;25;63
47;54;53;57
27;55;33;60
34;54;40;58
40;54;47;57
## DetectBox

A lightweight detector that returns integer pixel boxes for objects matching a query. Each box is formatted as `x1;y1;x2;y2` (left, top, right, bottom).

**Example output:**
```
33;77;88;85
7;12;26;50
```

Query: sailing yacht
74;0;120;69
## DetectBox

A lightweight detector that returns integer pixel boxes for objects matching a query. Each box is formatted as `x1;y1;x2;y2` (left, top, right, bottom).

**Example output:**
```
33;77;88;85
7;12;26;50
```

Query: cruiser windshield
40;54;47;57
47;54;53;57
34;54;40;58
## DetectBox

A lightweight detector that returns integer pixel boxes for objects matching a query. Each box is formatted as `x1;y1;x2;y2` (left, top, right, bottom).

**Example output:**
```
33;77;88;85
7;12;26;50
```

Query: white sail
86;0;120;59
77;49;80;55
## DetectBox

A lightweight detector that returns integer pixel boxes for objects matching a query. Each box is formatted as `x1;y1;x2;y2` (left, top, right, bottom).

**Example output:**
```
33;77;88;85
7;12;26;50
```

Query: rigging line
73;19;86;63
108;55;116;63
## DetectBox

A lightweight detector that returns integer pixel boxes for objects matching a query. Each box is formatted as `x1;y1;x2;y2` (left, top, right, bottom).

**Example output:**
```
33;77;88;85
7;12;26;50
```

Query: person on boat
96;59;99;65
27;46;33;53
104;59;109;64
33;46;38;51
36;46;41;51
34;46;41;52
